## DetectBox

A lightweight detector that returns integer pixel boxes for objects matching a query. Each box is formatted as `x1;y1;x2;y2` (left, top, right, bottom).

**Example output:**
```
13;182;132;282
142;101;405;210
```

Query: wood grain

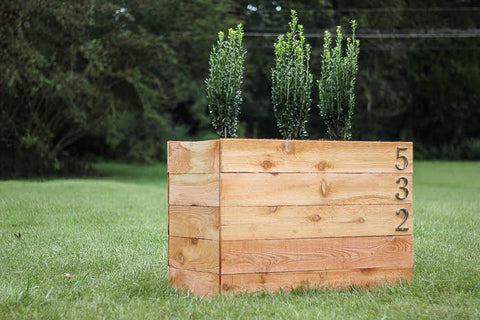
220;139;413;173
221;267;413;294
221;204;413;240
169;206;220;240
221;173;413;206
221;235;413;274
169;236;219;273
169;267;219;296
169;173;219;206
168;140;219;174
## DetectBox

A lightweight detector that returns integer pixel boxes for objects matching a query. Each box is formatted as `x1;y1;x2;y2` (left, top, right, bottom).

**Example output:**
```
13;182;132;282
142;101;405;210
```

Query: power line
247;45;480;51
244;29;480;39
293;7;480;13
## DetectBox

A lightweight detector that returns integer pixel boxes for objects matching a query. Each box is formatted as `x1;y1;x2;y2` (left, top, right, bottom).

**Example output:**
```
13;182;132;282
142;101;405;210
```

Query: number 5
396;147;409;170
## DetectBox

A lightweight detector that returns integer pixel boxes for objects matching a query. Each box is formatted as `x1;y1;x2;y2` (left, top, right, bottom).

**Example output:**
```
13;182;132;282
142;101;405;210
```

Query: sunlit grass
0;161;479;319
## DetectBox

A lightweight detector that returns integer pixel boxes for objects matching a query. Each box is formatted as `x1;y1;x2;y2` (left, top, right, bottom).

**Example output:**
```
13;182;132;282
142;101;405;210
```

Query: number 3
396;177;409;200
396;147;409;170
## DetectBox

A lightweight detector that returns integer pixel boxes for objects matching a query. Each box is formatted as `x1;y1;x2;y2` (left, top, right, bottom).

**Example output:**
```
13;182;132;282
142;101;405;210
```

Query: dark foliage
1;0;479;177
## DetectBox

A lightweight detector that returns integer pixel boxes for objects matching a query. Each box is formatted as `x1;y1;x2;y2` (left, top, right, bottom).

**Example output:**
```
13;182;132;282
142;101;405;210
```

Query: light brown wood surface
221;173;413;206
167;139;415;296
169;267;219;296
168;140;219;174
221;204;413;240
221;267;413;294
169;206;220;240
220;139;413;173
169;173;219;206
168;236;219;273
221;235;413;274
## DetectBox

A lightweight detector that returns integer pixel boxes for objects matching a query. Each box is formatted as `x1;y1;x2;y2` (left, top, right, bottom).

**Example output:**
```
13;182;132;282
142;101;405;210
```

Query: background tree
0;0;238;177
1;0;479;178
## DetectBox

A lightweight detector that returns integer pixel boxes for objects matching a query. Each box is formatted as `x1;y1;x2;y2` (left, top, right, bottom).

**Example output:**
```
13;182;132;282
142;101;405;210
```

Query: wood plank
169;206;220;240
169;236;219;273
168;140;219;174
169;267;219;296
221;173;413;206
169;173;219;206
220;139;413;173
221;235;413;274
221;267;413;294
221;204;413;240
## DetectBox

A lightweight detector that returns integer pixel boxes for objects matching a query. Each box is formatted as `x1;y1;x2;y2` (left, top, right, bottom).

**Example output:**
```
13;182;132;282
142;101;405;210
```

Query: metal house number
395;147;410;231
395;147;409;170
395;177;409;200
395;208;409;231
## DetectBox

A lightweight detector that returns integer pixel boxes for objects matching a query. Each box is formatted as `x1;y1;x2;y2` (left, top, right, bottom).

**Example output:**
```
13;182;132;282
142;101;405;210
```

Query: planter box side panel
169;206;220;240
167;139;414;296
168;140;221;295
221;204;413;240
169;267;220;296
169;173;220;206
221;267;414;294
168;140;219;174
221;173;413;206
220;139;413;173
221;235;413;274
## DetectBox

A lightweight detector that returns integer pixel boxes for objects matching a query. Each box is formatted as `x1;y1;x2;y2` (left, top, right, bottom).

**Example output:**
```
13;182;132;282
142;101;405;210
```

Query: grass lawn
1;161;479;319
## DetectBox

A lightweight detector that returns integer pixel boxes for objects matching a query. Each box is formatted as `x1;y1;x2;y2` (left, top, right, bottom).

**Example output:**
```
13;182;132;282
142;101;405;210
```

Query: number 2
396;147;409;170
396;208;409;231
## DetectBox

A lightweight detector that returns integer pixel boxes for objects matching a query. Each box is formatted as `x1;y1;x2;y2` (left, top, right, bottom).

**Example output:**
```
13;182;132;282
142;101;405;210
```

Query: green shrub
271;10;313;140
205;25;246;138
318;21;360;140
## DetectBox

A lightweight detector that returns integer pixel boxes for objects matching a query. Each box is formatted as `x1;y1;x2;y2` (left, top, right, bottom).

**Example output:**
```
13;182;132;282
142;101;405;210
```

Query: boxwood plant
271;10;313;140
205;24;246;138
318;21;360;140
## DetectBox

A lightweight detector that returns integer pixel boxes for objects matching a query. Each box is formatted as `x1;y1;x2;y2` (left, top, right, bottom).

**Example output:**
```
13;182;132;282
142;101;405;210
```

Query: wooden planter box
167;139;413;296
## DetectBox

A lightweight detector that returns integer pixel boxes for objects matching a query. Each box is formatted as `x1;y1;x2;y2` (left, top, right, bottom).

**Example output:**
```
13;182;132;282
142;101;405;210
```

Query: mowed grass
1;161;479;319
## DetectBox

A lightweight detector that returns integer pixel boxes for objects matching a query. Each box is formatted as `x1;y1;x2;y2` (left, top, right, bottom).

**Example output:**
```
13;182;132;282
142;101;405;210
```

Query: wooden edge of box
220;139;413;173
168;140;219;174
167;139;413;174
169;173;220;206
221;267;414;295
168;236;219;273
221;235;413;275
221;204;413;240
221;173;413;207
169;266;220;296
169;206;220;240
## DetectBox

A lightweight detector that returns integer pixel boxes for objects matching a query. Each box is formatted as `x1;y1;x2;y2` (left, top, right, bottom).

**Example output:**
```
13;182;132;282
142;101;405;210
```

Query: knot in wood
320;179;327;196
262;160;273;170
284;141;294;154
260;275;266;284
317;161;331;171
190;238;199;245
310;214;321;222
